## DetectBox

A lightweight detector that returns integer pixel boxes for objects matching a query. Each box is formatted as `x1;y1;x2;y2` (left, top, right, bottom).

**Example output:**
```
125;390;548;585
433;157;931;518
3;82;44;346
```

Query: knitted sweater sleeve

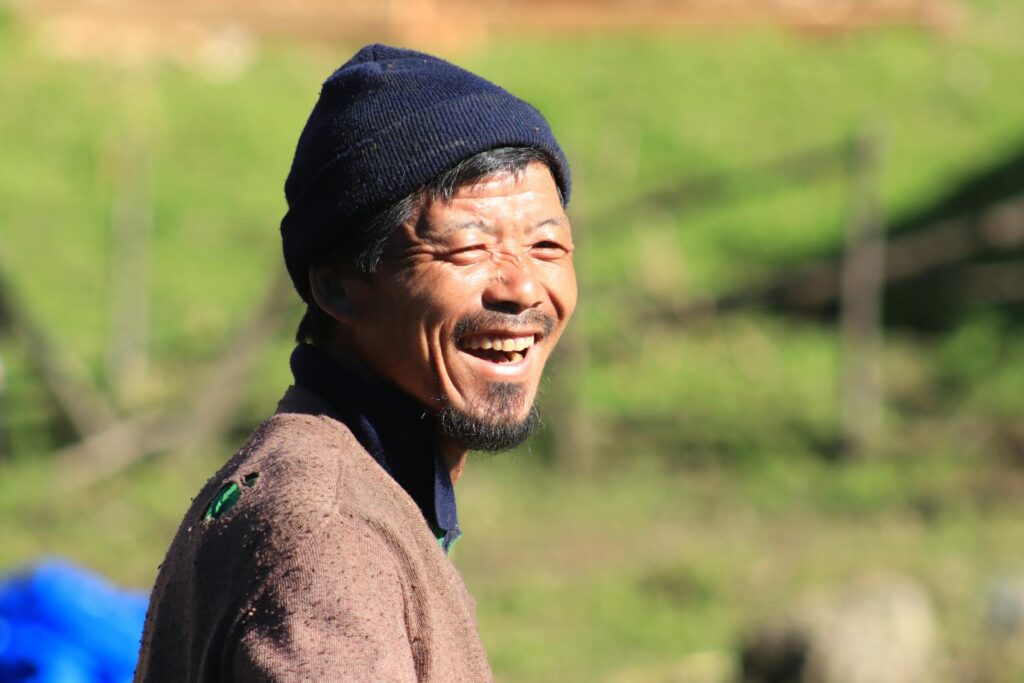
229;510;417;682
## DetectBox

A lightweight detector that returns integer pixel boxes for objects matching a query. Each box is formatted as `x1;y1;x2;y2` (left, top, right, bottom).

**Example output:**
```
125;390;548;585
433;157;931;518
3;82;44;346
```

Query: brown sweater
134;386;493;682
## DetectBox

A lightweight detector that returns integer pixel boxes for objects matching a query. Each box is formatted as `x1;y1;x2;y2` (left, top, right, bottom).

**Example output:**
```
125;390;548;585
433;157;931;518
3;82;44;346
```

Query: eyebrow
436;216;568;238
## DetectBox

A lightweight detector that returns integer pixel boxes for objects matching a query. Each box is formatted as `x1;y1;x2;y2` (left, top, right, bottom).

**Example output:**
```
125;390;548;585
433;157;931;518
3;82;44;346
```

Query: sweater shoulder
204;408;378;550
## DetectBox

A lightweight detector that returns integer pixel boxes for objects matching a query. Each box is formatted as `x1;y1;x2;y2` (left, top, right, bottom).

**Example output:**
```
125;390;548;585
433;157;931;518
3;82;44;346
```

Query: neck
440;438;468;484
316;340;469;484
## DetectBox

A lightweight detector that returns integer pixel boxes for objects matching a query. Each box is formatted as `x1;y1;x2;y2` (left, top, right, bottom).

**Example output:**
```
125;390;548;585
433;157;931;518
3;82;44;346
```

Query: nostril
485;301;529;315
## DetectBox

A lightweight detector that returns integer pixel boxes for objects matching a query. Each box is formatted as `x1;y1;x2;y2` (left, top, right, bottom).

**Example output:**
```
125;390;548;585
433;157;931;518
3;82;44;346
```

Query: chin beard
435;382;541;452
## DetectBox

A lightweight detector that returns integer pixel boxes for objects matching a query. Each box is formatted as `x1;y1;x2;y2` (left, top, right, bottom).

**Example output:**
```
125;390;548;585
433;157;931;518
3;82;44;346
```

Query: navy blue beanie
280;43;572;302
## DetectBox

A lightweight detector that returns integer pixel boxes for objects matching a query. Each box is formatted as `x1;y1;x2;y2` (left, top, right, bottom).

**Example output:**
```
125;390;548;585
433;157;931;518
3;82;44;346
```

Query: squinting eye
532;241;567;257
449;245;488;264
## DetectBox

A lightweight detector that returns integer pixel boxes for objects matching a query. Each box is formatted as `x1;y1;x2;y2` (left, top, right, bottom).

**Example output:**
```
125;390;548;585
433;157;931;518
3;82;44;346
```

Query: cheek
353;283;428;357
371;273;469;351
544;262;578;321
398;265;489;320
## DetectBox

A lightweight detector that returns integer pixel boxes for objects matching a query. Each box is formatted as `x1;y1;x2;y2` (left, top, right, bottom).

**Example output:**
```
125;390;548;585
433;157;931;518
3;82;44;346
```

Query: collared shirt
289;344;462;552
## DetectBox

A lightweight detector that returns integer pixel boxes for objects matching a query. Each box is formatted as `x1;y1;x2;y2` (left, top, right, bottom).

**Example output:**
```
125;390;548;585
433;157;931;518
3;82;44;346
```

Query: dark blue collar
289;344;461;551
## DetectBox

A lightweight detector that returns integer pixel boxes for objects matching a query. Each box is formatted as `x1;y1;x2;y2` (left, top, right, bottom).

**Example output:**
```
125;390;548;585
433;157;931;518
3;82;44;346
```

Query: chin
435;383;541;453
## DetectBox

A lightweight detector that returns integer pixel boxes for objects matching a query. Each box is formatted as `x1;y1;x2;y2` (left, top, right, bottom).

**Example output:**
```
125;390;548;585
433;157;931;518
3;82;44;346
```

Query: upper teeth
463;335;536;352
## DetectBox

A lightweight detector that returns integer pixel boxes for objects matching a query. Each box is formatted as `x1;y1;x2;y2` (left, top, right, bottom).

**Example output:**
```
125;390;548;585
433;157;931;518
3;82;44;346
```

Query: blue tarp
0;560;148;683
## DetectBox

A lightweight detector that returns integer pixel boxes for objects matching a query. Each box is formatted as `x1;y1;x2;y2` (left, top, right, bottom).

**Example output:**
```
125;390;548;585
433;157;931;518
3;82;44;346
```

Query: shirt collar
289;344;461;551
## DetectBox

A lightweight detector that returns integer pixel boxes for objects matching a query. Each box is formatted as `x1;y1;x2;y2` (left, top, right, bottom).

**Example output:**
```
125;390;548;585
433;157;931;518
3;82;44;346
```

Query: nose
482;254;543;314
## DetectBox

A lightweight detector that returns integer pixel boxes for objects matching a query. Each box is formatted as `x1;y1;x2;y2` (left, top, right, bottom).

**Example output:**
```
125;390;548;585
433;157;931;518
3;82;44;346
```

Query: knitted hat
280;43;572;301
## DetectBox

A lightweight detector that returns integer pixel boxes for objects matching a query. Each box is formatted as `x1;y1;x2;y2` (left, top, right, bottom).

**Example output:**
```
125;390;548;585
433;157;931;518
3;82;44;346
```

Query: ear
308;264;367;327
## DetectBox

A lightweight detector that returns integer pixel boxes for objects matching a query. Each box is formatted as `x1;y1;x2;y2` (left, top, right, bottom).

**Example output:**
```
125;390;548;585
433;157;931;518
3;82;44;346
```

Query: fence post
839;129;886;458
106;74;154;409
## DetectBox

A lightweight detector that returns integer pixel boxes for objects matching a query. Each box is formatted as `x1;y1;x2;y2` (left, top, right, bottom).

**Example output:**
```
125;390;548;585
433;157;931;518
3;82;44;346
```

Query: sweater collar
289;343;461;552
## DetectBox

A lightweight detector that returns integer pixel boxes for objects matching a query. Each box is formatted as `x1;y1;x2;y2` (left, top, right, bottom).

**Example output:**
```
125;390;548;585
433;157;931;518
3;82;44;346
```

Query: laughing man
135;44;576;682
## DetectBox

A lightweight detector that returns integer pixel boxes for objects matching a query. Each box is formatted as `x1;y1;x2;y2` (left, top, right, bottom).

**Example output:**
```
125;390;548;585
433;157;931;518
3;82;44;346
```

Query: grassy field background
2;1;1024;679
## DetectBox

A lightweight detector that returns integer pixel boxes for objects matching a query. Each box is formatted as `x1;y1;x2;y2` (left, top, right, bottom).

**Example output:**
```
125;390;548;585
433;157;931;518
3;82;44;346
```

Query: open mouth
458;334;536;364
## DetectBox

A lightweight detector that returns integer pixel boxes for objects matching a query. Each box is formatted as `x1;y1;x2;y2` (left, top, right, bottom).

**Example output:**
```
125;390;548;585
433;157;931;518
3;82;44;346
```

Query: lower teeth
465;348;526;363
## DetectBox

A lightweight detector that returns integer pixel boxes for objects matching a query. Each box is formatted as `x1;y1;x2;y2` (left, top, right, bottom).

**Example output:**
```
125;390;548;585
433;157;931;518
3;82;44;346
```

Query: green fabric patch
445;534;460;554
436;531;460;555
205;482;241;520
204;473;258;521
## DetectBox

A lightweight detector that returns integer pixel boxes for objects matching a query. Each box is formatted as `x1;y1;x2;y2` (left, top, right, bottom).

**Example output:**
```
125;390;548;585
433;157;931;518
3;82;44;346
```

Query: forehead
416;162;567;238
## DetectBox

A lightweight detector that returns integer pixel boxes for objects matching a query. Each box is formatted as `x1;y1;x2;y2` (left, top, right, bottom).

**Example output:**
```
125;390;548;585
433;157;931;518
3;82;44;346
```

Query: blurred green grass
2;1;1024;679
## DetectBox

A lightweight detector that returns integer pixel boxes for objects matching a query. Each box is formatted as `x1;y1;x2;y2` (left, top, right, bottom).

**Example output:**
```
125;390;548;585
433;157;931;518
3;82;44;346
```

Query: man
135;43;576;681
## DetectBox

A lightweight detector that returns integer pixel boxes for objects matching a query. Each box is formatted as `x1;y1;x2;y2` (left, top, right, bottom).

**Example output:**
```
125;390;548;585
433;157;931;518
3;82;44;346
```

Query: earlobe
309;266;359;325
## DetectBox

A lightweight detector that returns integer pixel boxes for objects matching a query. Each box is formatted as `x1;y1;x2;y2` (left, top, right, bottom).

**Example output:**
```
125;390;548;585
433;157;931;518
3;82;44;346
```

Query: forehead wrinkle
436;219;501;239
409;196;494;241
415;171;567;241
429;216;567;241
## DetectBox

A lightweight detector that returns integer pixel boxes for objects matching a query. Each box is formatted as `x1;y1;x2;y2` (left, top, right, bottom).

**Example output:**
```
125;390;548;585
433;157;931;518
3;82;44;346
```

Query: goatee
435;382;541;452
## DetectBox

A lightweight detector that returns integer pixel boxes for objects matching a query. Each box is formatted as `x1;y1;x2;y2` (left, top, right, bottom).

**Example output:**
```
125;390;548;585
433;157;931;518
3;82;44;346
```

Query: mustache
452;309;555;341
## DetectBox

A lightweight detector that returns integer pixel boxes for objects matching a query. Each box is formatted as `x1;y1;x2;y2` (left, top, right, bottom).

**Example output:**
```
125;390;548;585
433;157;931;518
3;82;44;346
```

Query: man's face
345;162;577;449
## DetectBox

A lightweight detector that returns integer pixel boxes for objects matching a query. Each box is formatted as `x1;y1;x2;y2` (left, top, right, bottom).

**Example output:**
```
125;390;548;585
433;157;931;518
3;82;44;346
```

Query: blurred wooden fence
5;125;1024;478
570;132;1023;466
562;131;887;466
